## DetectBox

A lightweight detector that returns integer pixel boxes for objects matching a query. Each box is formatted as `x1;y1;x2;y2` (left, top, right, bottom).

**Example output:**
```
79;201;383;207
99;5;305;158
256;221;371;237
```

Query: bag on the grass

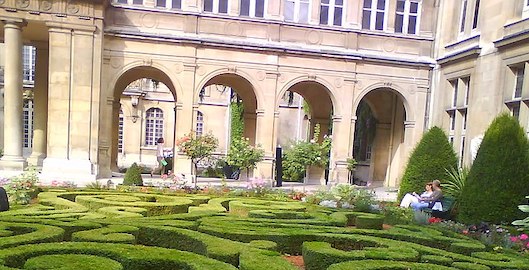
160;159;168;166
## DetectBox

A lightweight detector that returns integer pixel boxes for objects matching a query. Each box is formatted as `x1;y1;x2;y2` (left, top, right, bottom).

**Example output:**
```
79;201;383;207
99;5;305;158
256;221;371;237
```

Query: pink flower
520;234;528;241
510;236;519;242
526;242;529;248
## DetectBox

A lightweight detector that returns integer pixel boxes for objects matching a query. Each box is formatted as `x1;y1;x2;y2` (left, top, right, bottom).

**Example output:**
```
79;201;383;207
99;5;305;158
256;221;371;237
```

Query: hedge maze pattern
0;191;527;269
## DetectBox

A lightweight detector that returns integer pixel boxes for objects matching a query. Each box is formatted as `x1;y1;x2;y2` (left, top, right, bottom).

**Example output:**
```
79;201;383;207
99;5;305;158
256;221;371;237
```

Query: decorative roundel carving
16;0;30;8
225;21;242;36
196;66;206;76
67;4;80;14
334;78;344;88
174;62;184;74
256;71;266;81
110;58;122;69
383;40;396;52
141;14;158;28
41;1;52;11
0;0;6;6
306;30;321;45
409;86;416;95
356;80;363;89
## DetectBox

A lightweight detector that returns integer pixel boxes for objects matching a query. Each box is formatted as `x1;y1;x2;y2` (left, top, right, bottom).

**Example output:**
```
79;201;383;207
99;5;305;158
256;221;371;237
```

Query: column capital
351;116;357;123
332;115;342;122
1;17;27;28
404;120;416;128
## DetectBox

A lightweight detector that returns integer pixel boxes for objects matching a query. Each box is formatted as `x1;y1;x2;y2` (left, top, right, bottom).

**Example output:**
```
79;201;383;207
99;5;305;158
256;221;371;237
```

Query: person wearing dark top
410;179;443;211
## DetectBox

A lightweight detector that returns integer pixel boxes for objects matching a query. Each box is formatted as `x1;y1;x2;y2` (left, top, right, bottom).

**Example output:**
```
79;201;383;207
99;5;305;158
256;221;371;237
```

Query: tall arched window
145;108;164;146
118;108;124;152
196;111;204;136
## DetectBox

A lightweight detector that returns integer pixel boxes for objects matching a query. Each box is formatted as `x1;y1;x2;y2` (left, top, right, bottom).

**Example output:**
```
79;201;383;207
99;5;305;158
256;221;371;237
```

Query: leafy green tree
177;132;219;176
226;137;264;177
397;126;457;201
283;124;332;182
230;102;244;144
458;114;529;224
123;163;143;186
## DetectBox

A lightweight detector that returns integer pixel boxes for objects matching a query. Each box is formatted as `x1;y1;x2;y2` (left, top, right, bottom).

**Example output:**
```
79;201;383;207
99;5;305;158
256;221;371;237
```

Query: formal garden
0;114;528;269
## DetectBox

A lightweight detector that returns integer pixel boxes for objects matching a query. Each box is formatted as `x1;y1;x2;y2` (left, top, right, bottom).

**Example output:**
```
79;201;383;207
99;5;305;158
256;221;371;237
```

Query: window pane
377;0;385;10
132;0;143;4
299;2;309;23
363;0;372;8
515;67;525;98
362;10;371;29
156;0;165;7
255;0;265;17
408;15;417;34
219;0;228;13
336;0;343;5
375;11;384;30
204;0;213;12
117;0;127;3
410;1;418;13
460;0;467;32
395;14;403;33
285;1;294;21
320;6;329;25
396;0;405;12
240;0;250;16
472;0;480;29
172;0;181;9
321;0;329;4
333;7;342;26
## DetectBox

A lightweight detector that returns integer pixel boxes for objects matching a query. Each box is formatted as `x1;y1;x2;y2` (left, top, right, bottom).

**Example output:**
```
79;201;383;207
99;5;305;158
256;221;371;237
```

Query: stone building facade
0;0;439;187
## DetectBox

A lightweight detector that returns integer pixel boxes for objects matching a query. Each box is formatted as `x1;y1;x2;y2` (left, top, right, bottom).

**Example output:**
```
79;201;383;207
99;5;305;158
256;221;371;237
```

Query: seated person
400;182;433;208
410;180;443;211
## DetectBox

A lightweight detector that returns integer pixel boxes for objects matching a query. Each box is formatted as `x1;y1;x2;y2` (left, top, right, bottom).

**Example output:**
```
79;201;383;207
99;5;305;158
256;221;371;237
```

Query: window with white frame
118;109;124;152
362;0;387;31
513;66;525;99
320;0;343;26
472;0;480;29
451;79;459;107
463;77;470;106
23;46;36;83
196;111;204;136
204;0;228;14
459;136;466;167
23;100;34;149
507;65;525;120
395;0;420;35
284;0;310;23
524;0;529;18
145;108;164;146
240;0;265;18
448;110;456;131
459;0;468;33
156;0;181;9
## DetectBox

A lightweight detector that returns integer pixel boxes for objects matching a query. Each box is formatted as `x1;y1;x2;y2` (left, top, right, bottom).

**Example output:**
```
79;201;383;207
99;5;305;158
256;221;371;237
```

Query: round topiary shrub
123;163;143;186
458;114;529;224
397;127;458;201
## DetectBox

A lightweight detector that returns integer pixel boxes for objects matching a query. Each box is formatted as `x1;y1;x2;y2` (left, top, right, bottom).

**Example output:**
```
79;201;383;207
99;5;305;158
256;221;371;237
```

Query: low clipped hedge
0;242;236;270
71;225;139;244
327;259;457;270
228;199;306;217
0;223;64;248
97;206;147;218
238;249;297;270
24;254;123;270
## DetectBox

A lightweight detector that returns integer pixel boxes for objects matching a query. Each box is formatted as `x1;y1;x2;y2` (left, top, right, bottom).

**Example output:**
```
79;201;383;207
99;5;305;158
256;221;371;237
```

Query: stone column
397;120;416;186
27;44;49;167
0;19;27;171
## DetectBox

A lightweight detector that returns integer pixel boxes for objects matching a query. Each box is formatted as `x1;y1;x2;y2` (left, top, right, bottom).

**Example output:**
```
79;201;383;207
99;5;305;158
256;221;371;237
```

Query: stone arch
109;60;183;101
195;69;263;112
277;76;341;116
352;82;413;122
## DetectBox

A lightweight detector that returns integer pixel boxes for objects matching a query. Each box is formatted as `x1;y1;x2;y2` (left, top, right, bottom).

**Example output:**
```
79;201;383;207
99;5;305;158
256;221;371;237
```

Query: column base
40;158;97;187
0;155;27;171
27;153;46;167
255;158;273;180
331;162;350;185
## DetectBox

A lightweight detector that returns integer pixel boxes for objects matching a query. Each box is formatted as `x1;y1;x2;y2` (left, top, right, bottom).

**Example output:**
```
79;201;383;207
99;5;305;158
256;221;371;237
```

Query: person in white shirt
150;138;165;177
400;182;434;208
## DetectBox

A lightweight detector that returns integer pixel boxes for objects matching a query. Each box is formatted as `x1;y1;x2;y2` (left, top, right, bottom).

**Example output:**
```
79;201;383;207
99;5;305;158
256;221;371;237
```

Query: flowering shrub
50;180;77;189
4;168;40;205
510;233;529;252
226;137;264;178
428;217;443;224
245;177;270;197
432;221;516;250
176;132;218;176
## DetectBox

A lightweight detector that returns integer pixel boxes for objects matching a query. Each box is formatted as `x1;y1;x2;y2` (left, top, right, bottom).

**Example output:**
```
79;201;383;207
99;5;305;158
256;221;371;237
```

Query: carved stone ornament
256;71;266;81
67;4;80;14
41;1;52;11
0;0;6;6
16;0;30;8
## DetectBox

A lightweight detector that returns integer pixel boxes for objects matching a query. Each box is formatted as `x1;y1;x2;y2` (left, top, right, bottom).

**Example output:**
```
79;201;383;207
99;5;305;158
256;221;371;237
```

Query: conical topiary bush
458;114;529;224
123;163;143;186
397;126;458;201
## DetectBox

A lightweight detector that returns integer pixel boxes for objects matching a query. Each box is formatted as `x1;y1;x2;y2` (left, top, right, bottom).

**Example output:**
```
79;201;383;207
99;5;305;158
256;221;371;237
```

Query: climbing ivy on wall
230;102;244;143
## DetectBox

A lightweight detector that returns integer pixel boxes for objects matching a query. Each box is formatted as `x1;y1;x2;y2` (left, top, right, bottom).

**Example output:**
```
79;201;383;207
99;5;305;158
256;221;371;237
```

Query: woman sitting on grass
400;182;434;208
